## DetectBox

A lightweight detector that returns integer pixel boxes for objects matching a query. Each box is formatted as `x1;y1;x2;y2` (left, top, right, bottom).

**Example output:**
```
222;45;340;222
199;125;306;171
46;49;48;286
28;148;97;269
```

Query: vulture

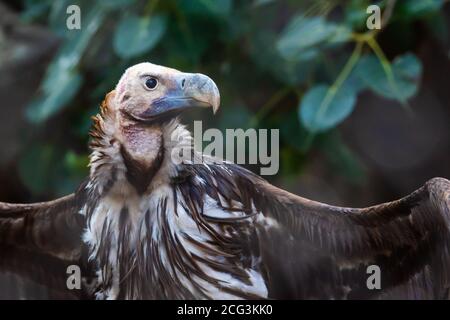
0;62;449;300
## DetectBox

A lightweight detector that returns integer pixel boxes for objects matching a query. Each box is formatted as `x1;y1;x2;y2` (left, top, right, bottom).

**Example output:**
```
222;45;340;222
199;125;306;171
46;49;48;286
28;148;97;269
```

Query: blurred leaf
355;53;422;101
253;0;275;7
277;16;331;60
21;0;51;22
64;151;89;173
326;25;352;45
178;0;233;16
344;0;371;30
26;67;83;123
251;32;316;85
58;4;105;64
299;84;357;132
99;0;136;9
397;0;444;18
221;9;250;42
26;3;105;123
343;71;367;93
56;151;88;196
113;14;167;59
48;0;73;35
62;151;90;194
277;16;348;61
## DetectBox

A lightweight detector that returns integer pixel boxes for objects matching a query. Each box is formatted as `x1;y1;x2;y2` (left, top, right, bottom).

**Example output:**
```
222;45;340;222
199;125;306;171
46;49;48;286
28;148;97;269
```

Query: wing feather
252;176;450;299
0;193;88;299
192;162;450;299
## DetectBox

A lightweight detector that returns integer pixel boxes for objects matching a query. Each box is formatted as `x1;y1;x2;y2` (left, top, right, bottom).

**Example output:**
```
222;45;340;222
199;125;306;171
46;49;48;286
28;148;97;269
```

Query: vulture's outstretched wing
0;193;88;299
186;162;450;299
251;175;450;299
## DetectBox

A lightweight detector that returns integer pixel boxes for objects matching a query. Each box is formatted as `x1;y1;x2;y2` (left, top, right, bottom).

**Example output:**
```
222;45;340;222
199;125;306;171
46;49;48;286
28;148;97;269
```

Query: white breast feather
81;183;267;299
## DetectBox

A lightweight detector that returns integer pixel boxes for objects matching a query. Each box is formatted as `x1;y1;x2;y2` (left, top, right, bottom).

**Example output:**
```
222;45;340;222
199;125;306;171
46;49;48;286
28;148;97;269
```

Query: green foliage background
17;0;449;197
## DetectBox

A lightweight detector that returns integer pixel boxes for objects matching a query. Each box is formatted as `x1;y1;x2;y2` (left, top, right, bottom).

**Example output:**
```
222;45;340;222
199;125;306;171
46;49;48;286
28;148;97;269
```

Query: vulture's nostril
181;79;186;88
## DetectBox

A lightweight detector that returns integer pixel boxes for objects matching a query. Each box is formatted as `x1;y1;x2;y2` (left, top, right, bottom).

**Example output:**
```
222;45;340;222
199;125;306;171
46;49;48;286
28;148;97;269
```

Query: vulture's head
114;62;220;125
90;62;220;193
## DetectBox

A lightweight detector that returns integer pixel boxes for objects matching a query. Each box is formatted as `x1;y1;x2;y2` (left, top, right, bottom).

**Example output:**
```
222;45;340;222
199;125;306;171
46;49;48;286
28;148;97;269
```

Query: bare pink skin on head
90;62;220;195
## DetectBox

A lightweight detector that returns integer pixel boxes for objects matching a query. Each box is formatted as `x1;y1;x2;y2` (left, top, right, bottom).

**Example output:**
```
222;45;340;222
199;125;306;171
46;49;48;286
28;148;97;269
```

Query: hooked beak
136;73;220;122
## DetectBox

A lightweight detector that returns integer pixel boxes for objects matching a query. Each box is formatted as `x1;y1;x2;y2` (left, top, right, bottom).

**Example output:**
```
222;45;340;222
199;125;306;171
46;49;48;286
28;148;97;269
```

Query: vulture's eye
145;77;158;90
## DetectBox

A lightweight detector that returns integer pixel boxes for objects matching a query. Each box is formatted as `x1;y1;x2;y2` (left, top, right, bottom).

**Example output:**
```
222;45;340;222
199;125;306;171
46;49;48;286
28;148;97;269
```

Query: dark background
0;0;449;298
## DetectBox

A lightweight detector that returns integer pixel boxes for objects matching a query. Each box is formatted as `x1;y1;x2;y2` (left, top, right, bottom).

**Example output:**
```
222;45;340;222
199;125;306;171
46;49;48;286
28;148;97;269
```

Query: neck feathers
119;141;164;194
88;91;193;196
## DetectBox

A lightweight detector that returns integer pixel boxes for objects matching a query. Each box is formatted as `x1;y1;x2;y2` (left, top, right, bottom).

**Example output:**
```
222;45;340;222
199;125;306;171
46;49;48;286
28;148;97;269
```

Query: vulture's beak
138;73;220;122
